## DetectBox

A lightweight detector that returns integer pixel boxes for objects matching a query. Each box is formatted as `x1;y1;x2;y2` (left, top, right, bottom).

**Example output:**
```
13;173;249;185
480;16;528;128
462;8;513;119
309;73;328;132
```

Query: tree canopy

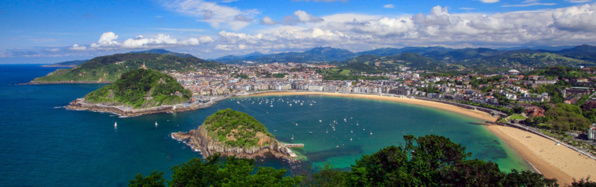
84;68;192;108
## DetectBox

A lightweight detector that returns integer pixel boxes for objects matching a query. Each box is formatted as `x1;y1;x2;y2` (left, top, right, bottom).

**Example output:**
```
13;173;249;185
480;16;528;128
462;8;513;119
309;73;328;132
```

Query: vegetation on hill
131;135;596;186
215;47;356;64
84;68;191;108
41;59;88;67
32;51;220;83
203;109;274;148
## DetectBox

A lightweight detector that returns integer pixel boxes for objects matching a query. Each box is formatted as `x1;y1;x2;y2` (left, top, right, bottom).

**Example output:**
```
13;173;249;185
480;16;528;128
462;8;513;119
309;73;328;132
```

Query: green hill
31;51;220;83
203;108;274;148
83;68;192;108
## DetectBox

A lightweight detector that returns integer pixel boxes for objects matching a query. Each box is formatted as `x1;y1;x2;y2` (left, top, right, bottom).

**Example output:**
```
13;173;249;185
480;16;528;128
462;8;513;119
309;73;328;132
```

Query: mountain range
213;45;596;68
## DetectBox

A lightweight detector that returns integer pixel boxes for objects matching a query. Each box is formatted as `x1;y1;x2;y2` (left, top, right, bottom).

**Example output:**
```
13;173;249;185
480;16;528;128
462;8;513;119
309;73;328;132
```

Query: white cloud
260;16;278;25
282;10;324;25
553;3;596;31
383;4;395;8
502;0;556;7
163;0;259;31
479;0;499;3
90;32;119;48
19;3;596;59
70;44;87;51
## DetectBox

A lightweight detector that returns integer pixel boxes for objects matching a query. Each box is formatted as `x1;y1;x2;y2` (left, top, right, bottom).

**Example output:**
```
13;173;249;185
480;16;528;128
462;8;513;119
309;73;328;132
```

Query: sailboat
114;122;117;128
155;121;158;127
291;134;294;140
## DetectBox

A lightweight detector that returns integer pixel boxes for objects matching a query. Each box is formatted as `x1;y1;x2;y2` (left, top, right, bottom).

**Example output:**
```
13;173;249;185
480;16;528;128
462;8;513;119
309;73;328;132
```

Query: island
66;68;205;117
171;108;300;162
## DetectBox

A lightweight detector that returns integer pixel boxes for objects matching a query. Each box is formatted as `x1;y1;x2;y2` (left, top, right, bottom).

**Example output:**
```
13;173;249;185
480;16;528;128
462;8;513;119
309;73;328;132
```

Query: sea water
0;65;530;186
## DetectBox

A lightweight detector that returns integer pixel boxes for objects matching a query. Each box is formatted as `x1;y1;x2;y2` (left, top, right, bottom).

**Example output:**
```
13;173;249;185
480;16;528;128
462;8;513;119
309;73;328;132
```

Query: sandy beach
248;91;596;185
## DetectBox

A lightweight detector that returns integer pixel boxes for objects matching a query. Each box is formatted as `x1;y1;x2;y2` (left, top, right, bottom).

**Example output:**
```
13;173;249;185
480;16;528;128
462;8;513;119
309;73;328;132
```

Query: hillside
30;50;220;83
171;109;297;161
203;108;275;148
41;59;88;67
83;68;192;108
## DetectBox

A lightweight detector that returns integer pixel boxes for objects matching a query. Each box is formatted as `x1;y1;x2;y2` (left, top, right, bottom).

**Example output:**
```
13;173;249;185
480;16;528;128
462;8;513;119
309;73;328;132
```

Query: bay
0;65;530;186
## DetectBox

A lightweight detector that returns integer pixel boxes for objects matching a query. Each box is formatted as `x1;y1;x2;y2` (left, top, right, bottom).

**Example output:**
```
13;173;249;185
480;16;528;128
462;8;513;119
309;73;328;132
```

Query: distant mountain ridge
213;45;596;67
215;47;356;64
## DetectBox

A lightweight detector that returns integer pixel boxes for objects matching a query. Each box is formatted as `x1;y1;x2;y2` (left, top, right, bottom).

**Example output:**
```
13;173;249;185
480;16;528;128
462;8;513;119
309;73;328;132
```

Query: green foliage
300;135;558;186
535;85;564;103
129;170;166;187
527;65;591;79
84;69;191;108
542;103;592;132
203;109;274;148
136;135;571;187
513;106;524;114
32;52;220;83
169;154;303;187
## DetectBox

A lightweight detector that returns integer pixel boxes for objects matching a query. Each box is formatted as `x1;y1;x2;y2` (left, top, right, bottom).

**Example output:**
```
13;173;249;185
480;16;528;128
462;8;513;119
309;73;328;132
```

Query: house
524;105;545;117
583;100;596;111
589;124;596;142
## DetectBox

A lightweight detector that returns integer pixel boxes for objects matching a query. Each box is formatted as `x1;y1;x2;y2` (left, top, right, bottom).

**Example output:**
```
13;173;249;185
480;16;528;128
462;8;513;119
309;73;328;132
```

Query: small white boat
319;120;322;123
270;105;273;107
291;134;294;140
295;123;299;126
308;131;313;134
114;122;117;128
370;130;373;135
350;138;353;141
155;121;158;127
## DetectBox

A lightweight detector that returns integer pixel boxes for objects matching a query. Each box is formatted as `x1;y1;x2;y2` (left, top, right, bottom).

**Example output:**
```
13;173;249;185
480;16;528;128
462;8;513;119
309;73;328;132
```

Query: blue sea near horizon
0;65;530;186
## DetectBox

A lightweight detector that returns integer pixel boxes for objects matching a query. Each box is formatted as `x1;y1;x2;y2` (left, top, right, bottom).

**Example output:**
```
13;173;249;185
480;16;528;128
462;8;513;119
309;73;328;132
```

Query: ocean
0;64;530;186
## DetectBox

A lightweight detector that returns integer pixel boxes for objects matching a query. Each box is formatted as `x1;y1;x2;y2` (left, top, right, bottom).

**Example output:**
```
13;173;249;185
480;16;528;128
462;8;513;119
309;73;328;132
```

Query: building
589;124;596;142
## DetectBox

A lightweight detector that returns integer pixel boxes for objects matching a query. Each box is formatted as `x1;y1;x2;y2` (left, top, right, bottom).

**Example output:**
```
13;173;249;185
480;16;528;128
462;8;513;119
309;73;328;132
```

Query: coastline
486;125;596;185
65;96;229;117
245;91;596;185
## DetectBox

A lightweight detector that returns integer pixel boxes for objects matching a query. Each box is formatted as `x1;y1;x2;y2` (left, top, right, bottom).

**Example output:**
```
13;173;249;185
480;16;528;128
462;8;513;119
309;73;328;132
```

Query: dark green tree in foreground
132;135;596;186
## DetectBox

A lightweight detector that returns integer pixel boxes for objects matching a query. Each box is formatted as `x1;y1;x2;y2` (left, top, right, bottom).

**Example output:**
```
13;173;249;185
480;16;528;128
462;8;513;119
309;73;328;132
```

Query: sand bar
248;91;596;185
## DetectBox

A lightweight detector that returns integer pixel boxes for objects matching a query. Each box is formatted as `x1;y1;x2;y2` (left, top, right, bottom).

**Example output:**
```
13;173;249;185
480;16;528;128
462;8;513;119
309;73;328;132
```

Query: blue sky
1;0;595;64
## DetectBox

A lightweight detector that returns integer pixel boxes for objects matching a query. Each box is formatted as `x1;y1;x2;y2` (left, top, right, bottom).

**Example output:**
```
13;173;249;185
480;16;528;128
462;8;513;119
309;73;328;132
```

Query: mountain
41;59;88;67
478;52;593;67
30;51;220;83
83;68;192;108
346;53;443;71
551;44;596;62
131;49;195;58
214;47;355;64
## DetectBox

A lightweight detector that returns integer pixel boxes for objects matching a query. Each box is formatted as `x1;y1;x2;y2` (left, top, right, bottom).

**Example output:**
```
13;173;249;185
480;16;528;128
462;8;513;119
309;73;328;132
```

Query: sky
1;0;595;64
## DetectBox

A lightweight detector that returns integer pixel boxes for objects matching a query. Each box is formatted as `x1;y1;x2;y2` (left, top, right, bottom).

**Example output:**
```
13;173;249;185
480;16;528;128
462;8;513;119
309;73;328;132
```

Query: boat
114;122;117;128
308;131;313;134
350;138;353;141
291;134;294;140
370;130;373;135
350;130;353;133
155;121;158;127
319;120;322;123
270;104;273;107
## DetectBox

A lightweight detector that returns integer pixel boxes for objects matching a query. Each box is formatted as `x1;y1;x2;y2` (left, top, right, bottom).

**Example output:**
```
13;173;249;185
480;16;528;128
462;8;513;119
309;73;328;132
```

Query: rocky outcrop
171;125;298;162
65;98;209;117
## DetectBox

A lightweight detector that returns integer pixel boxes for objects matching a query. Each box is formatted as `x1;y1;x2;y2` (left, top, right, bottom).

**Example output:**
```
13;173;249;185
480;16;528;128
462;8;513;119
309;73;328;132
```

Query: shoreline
245;91;596;185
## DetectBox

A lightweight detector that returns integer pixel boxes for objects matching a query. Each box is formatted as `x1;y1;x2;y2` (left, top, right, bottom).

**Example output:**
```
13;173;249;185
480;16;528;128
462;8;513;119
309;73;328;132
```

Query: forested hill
83;68;192;108
30;50;221;83
203;108;275;148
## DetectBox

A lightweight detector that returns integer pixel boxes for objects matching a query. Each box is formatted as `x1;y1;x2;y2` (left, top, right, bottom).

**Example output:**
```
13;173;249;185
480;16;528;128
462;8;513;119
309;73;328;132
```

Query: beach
249;91;596;185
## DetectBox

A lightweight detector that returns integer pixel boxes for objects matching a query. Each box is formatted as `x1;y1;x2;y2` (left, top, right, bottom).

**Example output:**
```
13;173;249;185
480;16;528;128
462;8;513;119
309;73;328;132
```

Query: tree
129;170;166;187
514;106;524;114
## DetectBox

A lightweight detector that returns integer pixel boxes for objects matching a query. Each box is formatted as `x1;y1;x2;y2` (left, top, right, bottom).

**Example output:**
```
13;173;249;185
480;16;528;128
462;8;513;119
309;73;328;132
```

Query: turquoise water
0;65;530;186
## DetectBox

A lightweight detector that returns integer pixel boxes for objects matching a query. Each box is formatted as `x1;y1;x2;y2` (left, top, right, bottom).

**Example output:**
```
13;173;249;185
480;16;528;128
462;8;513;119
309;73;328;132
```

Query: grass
508;114;527;120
